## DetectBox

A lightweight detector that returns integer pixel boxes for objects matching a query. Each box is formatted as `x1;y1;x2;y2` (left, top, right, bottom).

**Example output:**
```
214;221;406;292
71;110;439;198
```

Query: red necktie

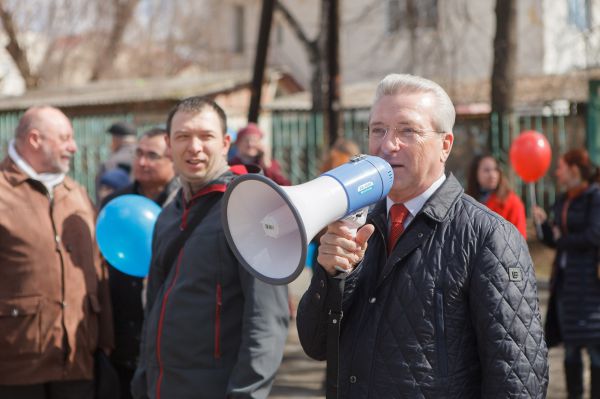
388;203;409;254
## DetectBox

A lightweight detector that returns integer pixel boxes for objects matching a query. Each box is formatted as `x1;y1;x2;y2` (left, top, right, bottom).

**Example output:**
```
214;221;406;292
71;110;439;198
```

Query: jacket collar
419;173;463;222
369;173;463;227
1;156;73;191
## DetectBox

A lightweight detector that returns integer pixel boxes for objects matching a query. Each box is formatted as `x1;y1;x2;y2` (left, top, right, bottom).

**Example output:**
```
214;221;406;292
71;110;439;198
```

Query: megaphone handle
333;207;369;274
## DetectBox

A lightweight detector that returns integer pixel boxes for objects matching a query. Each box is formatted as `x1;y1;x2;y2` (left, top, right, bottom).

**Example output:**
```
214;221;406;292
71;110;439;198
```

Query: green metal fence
271;110;575;213
0;108;577;212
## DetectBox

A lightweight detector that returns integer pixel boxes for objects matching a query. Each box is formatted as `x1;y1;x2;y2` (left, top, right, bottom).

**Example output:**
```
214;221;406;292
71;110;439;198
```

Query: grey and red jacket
132;170;289;399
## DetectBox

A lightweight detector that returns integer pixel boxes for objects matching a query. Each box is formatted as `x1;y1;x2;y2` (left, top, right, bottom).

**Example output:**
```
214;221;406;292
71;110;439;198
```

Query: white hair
372;74;456;133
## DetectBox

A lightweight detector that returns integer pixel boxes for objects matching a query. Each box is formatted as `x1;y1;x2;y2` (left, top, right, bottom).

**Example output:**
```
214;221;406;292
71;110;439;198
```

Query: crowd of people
4;72;600;399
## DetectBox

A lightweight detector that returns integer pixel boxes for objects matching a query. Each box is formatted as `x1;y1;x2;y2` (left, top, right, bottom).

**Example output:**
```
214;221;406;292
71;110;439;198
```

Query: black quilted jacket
297;174;548;398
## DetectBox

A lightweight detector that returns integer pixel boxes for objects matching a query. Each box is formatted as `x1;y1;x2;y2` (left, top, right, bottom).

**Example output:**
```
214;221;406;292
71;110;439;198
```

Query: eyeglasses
367;126;445;143
135;149;165;161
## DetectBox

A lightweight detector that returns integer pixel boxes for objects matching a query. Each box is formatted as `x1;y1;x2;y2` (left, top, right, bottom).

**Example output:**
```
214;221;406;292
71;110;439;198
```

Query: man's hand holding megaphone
317;222;375;275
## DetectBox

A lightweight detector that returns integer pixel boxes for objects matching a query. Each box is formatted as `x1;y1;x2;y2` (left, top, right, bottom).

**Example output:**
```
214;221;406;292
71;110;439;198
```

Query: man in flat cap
95;121;137;204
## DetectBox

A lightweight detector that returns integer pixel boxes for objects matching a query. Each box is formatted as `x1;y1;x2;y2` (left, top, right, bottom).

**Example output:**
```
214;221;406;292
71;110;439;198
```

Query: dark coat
131;171;289;399
541;184;600;347
297;174;549;398
100;178;180;370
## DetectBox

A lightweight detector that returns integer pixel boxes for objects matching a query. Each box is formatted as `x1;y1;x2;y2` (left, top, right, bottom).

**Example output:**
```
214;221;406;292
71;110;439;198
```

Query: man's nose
68;139;77;153
187;136;203;153
380;133;403;153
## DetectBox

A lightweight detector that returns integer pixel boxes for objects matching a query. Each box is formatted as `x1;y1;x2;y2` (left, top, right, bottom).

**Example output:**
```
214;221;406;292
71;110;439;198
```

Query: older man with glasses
296;74;549;398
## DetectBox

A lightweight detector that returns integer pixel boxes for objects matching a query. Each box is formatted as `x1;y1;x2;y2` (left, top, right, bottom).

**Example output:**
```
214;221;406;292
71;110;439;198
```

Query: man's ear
28;129;42;150
222;132;231;155
440;132;454;163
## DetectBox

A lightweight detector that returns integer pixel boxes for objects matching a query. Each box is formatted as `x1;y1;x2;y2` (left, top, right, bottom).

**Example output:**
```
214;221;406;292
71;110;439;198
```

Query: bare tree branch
275;1;317;57
0;0;39;89
90;0;141;81
275;0;324;111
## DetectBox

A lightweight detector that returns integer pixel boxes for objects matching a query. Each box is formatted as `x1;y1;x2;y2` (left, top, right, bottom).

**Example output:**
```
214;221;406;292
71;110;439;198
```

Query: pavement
269;270;578;398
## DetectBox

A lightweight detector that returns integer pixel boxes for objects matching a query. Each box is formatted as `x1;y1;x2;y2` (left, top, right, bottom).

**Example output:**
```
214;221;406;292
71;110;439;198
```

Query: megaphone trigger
333;207;369;275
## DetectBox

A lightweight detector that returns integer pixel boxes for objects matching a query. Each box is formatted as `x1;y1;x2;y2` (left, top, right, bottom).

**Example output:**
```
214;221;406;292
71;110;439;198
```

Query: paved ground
270;270;581;398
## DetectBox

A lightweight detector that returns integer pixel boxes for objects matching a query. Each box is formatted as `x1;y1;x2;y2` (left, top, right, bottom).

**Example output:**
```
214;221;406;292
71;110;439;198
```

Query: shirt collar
386;173;447;218
8;140;65;193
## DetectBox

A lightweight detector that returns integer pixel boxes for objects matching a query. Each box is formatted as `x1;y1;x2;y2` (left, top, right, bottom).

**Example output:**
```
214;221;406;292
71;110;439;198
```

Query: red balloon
509;130;552;183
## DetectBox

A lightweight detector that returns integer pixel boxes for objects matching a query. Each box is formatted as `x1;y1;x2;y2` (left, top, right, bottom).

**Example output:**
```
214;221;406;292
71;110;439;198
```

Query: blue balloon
96;194;162;277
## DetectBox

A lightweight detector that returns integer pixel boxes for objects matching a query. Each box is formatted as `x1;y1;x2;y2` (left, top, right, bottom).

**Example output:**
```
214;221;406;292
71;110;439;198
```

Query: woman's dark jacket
541;184;600;347
297;174;549;398
100;178;179;370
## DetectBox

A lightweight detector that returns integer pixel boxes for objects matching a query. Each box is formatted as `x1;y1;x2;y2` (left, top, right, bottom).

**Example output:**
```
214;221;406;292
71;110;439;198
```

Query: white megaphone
222;154;394;285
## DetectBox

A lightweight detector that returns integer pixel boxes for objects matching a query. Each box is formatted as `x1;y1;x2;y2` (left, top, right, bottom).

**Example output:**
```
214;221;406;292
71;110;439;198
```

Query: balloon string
529;183;543;239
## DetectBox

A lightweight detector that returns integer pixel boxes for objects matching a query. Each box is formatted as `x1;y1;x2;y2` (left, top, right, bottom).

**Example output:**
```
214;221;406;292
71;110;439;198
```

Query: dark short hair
166;97;227;136
141;127;168;140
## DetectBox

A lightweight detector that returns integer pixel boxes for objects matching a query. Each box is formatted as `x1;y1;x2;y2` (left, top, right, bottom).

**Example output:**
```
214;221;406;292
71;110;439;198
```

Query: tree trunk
325;0;340;146
248;0;276;123
490;0;517;150
491;0;517;114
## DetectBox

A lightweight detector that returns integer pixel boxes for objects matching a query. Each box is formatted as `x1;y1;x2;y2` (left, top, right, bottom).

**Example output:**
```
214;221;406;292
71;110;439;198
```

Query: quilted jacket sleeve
468;221;549;398
296;260;365;361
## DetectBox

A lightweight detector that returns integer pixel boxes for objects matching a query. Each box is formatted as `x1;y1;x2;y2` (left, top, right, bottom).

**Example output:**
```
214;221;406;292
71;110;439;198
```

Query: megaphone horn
222;155;393;285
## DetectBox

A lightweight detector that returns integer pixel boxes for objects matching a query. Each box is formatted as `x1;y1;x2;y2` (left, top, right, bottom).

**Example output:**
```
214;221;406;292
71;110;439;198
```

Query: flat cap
107;121;136;137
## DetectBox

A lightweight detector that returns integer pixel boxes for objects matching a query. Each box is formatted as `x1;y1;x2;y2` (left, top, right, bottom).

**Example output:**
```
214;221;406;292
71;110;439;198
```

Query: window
385;0;438;34
233;5;245;53
568;0;591;30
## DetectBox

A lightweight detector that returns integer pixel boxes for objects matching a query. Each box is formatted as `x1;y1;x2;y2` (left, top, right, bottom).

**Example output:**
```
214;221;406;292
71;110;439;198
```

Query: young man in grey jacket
132;97;289;399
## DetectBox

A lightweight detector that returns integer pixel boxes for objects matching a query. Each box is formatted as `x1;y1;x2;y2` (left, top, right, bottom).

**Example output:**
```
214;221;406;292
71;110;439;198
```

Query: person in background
306;137;362;269
97;167;131;205
0;106;114;399
95;121;137;203
226;127;238;162
296;74;548;398
131;97;289;399
229;122;291;185
466;154;527;238
100;127;178;399
319;137;361;173
533;148;600;399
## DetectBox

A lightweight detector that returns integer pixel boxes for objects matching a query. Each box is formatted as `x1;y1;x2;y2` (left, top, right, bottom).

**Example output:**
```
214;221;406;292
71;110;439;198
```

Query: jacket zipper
214;282;222;359
434;288;448;377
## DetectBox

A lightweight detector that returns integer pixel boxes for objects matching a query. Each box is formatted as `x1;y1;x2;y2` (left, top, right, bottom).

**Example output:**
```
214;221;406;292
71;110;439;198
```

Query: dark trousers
113;363;134;399
0;380;94;399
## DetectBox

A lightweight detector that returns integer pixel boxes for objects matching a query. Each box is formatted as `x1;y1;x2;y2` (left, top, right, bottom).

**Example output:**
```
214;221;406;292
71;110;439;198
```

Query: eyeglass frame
366;125;446;143
134;148;166;162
